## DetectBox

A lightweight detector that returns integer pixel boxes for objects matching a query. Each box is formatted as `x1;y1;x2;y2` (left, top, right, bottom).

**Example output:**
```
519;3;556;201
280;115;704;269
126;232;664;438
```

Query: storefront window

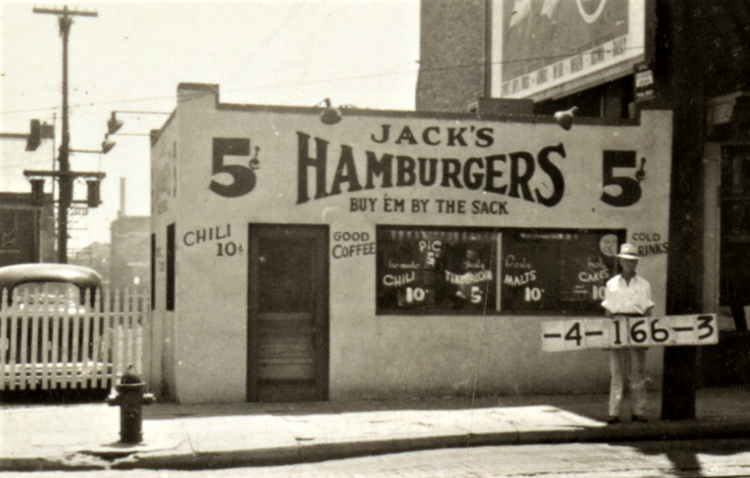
376;226;625;315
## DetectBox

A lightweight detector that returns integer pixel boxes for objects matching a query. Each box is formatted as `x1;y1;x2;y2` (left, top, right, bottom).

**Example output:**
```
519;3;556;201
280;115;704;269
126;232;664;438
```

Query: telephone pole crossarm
32;7;98;17
0;133;30;140
24;170;106;180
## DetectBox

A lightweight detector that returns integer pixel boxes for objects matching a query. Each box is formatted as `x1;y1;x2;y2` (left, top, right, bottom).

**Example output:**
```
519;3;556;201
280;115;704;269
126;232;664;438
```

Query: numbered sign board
541;314;719;352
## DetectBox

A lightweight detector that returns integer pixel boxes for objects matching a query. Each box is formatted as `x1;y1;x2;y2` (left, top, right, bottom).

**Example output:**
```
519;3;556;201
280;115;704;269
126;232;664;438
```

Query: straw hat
616;243;639;260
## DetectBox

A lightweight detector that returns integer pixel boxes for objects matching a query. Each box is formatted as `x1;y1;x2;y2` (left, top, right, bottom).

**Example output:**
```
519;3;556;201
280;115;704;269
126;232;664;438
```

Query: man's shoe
632;415;648;423
606;416;620;425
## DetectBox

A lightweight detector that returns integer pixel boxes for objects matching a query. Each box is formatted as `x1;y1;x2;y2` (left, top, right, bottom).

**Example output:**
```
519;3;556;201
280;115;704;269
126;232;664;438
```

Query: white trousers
609;347;647;417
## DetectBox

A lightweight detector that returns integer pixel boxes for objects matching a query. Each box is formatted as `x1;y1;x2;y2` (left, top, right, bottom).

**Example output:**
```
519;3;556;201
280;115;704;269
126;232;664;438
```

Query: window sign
500;231;622;313
377;228;497;313
377;226;624;315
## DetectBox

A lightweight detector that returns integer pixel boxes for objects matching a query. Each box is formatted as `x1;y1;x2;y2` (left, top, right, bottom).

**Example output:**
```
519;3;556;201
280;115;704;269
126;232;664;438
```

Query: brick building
416;0;487;112
0;192;55;267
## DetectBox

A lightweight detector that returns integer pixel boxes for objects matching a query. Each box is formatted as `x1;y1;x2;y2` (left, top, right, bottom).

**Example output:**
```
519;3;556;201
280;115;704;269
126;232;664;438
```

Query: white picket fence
0;286;150;391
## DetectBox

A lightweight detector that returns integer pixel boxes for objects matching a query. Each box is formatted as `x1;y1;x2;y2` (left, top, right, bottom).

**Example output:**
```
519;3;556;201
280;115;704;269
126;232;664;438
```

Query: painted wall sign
631;231;670;257
291;131;648;211
152;140;177;215
183;224;231;246
350;196;509;215
209;138;260;198
183;224;244;257
296;133;567;207
332;231;376;259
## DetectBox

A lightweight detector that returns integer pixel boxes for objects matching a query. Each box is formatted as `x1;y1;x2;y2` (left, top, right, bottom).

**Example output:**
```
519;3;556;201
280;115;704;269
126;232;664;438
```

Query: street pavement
0;387;748;471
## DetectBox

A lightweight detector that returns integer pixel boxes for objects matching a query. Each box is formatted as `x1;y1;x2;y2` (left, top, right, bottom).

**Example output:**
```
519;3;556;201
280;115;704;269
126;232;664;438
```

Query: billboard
491;0;648;100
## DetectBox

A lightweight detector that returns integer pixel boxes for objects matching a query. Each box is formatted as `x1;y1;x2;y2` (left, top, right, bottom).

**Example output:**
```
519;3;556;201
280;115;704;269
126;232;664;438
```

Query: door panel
720;145;750;332
248;225;328;402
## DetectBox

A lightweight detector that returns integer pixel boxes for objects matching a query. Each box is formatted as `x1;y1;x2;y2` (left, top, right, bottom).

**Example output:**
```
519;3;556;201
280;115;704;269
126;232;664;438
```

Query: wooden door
248;224;329;402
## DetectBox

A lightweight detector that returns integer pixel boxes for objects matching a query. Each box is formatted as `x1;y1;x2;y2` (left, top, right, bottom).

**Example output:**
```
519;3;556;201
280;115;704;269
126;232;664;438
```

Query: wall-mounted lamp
102;134;116;154
318;98;342;125
554;106;579;131
104;111;168;153
100;131;152;154
107;110;171;135
107;112;124;135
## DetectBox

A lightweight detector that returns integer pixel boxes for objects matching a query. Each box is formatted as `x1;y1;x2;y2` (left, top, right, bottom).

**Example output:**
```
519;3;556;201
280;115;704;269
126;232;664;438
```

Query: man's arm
644;280;655;317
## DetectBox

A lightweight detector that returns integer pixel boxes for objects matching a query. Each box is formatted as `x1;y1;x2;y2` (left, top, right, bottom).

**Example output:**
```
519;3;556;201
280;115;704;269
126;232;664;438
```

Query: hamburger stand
148;83;712;404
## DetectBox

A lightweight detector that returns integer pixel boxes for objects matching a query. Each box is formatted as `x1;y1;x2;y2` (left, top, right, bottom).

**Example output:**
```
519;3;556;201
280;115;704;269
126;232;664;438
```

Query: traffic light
40;122;55;139
26;119;41;151
87;180;101;208
59;179;73;207
30;179;45;205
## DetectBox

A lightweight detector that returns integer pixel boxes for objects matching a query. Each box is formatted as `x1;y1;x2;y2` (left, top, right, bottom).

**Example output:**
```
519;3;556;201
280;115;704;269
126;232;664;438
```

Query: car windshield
10;282;85;312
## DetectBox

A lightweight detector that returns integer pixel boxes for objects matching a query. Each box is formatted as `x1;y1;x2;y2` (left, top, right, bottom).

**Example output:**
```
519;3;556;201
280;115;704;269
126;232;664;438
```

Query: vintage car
0;263;105;388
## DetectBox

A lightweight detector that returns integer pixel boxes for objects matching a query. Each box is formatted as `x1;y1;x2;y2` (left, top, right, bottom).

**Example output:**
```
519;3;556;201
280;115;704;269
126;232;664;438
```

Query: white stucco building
149;83;673;404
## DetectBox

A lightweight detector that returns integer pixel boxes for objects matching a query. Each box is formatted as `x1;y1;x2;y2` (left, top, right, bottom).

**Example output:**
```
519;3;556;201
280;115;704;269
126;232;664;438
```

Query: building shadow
0;387;109;404
622;438;750;477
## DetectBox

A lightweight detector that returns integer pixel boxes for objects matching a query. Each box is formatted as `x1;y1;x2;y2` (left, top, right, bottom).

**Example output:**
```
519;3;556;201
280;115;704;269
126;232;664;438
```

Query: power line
225;1;307;83
0;44;646;117
0;159;51;171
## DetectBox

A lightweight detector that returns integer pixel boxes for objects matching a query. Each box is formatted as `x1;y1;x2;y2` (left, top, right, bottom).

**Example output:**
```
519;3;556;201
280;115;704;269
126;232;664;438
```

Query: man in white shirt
601;243;655;424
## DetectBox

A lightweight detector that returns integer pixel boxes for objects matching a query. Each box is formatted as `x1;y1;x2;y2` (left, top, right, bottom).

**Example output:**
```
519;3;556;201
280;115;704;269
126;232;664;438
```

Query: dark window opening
151;233;156;310
167;223;175;311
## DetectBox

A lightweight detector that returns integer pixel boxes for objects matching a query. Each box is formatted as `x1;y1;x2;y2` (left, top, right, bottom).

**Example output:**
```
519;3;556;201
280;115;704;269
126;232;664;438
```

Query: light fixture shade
320;109;342;125
107;112;123;134
554;106;579;131
102;138;116;154
318;98;342;125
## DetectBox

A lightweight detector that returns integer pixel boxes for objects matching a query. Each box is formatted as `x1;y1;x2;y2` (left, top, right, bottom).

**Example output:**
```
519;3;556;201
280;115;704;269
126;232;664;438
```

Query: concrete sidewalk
1;387;748;471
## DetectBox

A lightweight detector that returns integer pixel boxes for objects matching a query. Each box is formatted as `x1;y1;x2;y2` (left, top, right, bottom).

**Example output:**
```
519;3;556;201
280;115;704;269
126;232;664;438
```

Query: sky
0;1;421;253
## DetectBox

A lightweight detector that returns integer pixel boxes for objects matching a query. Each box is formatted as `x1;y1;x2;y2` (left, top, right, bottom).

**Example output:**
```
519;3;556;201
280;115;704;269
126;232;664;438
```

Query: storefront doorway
247;224;329;402
720;145;750;332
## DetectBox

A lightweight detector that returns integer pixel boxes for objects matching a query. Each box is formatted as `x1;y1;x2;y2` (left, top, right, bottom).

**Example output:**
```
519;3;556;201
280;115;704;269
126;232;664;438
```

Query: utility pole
33;6;97;263
659;0;707;421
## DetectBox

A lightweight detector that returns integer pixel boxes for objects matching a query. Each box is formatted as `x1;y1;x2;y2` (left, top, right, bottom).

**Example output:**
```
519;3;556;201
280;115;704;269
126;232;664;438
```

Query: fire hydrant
106;365;155;444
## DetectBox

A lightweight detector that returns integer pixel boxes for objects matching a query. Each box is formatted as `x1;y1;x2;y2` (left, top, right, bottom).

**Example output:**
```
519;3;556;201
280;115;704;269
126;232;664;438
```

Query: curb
2;419;749;472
